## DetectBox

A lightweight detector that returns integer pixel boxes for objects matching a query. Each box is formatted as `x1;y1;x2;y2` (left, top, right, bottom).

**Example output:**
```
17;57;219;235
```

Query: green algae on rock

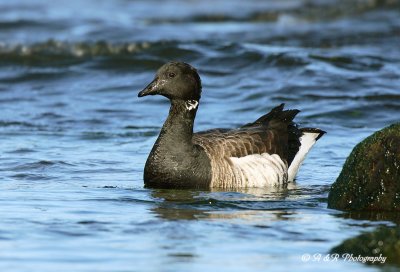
331;226;400;267
328;123;400;211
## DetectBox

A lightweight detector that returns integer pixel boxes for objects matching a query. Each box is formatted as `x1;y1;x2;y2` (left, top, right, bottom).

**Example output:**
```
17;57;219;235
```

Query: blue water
0;0;399;271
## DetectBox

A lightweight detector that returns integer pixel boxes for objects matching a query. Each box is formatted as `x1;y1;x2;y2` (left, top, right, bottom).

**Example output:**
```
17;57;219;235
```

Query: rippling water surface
1;0;399;271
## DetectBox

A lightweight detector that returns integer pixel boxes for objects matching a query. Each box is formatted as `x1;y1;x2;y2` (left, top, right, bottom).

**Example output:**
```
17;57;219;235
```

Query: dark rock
328;123;400;211
331;226;400;267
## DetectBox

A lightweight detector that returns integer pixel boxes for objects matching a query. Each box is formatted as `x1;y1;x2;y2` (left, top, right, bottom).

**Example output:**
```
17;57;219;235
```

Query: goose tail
287;128;326;181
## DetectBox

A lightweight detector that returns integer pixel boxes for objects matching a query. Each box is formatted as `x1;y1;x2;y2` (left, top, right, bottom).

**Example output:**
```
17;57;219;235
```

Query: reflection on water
149;184;328;221
337;211;400;225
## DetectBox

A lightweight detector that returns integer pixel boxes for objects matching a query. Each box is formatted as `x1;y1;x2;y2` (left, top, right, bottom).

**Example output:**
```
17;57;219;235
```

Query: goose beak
138;78;161;97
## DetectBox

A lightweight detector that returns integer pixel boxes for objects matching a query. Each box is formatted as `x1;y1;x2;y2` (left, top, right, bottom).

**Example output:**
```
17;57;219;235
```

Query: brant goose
138;62;325;189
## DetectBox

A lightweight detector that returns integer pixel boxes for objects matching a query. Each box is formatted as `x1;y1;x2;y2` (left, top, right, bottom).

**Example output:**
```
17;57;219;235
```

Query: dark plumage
138;62;325;189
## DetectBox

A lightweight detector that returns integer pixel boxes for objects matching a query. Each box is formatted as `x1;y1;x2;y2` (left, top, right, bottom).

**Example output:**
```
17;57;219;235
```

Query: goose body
138;62;325;189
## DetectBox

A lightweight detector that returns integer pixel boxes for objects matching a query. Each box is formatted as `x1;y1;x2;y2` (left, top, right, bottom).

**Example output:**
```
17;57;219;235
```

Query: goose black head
138;62;202;102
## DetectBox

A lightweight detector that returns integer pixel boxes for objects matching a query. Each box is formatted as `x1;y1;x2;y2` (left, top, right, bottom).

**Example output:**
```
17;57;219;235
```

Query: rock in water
331;226;400;267
328;123;400;211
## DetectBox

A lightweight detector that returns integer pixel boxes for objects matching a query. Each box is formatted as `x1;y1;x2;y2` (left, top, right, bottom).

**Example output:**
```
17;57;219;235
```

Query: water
0;0;399;271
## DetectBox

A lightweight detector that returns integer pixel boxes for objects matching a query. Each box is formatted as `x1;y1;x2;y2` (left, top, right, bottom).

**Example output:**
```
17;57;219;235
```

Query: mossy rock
328;123;400;211
331;226;400;267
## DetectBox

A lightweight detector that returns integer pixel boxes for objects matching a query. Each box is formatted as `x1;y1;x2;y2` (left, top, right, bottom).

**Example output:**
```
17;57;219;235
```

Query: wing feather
193;125;288;161
193;104;301;164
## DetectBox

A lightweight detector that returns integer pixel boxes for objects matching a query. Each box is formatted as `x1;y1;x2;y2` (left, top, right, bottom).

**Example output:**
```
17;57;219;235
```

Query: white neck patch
185;100;199;111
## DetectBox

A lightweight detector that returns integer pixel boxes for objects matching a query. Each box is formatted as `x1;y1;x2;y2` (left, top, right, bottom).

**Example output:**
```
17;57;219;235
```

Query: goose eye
168;72;176;78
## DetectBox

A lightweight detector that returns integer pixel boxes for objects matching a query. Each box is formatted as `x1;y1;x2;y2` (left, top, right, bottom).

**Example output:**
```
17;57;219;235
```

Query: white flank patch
186;100;199;111
230;153;288;187
287;132;320;181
